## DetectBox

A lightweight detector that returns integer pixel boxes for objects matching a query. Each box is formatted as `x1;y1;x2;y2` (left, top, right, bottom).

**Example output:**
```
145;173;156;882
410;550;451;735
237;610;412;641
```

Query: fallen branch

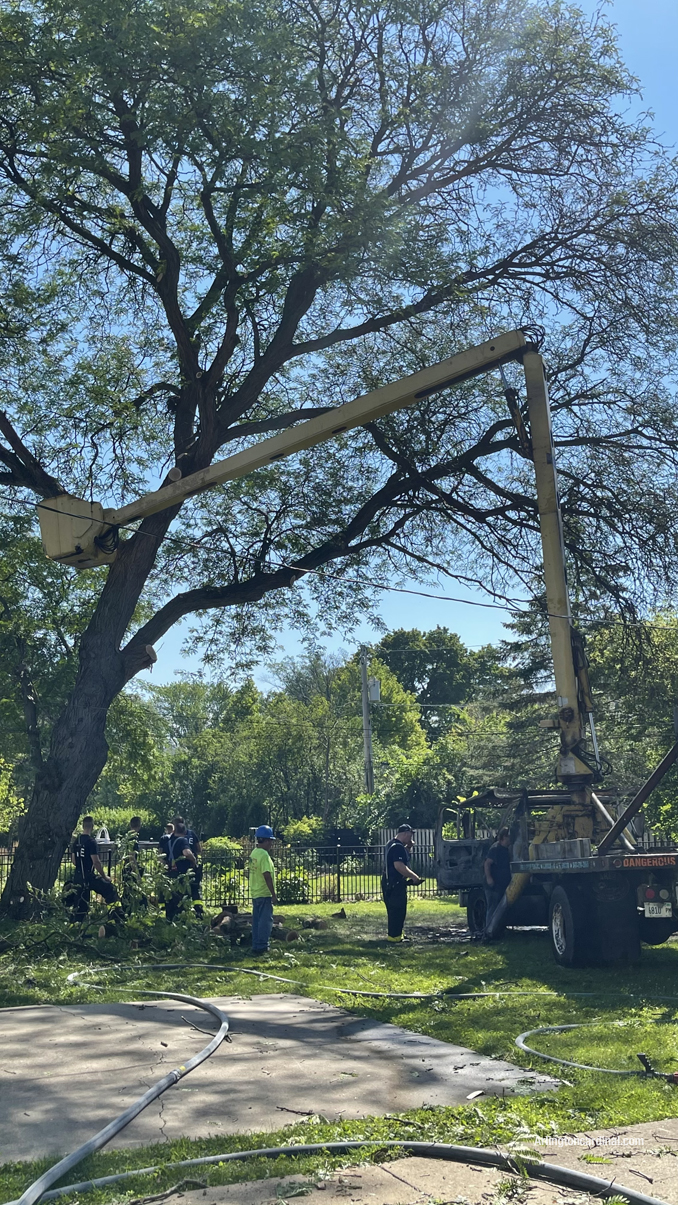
384;1115;426;1130
180;1014;216;1037
127;1178;207;1204
276;1106;315;1116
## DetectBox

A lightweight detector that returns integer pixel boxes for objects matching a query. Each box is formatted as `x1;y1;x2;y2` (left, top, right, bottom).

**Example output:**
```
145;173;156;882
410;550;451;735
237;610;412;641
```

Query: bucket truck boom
37;325;678;963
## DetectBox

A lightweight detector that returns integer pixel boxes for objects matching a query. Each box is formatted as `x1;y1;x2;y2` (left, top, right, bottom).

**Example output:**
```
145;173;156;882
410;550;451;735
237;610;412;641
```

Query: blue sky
152;0;676;686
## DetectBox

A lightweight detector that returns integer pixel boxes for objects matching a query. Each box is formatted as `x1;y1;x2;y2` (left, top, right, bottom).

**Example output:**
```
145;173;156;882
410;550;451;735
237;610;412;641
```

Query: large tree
2;0;678;910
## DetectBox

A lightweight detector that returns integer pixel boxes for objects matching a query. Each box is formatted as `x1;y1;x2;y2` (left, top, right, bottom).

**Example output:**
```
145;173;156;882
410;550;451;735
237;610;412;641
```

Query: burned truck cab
435;790;561;937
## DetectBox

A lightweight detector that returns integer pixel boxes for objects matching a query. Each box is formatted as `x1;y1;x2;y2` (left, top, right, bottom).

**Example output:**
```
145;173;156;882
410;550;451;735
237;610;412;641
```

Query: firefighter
173;814;203;916
70;816;121;922
165;820;198;922
381;824;422;942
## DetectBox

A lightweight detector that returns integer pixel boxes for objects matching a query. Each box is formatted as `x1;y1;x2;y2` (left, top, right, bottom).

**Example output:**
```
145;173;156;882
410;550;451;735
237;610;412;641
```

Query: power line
362;643;520;653
0;491;530;613
4;490;678;636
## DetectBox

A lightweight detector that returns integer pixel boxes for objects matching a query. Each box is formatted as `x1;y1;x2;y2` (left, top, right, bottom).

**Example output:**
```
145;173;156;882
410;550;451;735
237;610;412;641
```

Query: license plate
644;902;673;918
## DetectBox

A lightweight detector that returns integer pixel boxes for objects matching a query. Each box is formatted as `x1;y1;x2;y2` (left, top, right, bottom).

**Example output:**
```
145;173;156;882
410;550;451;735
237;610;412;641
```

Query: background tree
19;621;678;846
371;626;511;738
2;0;678;909
196;650;425;835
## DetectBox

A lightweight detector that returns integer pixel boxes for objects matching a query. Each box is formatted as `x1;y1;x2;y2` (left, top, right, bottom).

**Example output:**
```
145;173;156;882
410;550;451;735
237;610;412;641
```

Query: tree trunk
0;636;125;918
0;391;216;919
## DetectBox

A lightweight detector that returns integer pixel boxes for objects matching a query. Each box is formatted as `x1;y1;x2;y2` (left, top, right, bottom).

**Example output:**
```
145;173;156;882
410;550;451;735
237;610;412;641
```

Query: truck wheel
467;888;487;936
596;897;641;964
639;917;676;946
549;885;588;966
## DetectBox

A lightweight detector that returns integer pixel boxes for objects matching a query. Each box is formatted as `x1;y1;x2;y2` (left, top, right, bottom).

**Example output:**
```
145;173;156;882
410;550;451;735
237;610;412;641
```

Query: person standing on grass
381;824;422;942
165;820;198;922
249;825;278;954
70;815;121;922
173;814;204;917
483;826;512;936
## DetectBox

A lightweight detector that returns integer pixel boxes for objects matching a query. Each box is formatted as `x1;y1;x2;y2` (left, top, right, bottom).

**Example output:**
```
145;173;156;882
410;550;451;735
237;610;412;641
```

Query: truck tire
467;888;487;936
639;916;676;946
549;885;588;966
596;895;641;964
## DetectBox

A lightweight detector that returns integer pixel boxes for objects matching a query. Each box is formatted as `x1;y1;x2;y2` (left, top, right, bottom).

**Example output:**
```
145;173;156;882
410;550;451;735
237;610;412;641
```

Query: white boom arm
37;330;526;566
35;326;592;783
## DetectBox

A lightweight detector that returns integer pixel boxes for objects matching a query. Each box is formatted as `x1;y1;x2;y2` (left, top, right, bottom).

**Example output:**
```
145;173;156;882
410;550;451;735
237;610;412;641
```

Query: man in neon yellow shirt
249;825;278;954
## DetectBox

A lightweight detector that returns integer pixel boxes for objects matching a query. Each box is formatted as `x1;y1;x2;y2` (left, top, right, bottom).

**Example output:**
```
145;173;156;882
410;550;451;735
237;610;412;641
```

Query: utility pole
360;646;375;794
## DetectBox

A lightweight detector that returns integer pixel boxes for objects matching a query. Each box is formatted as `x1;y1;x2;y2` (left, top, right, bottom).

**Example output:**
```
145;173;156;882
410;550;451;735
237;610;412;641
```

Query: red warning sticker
622;855;677;868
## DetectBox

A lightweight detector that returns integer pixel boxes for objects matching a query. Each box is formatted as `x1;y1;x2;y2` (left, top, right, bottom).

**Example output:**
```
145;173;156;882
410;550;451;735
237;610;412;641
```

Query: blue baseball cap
255;824;274;840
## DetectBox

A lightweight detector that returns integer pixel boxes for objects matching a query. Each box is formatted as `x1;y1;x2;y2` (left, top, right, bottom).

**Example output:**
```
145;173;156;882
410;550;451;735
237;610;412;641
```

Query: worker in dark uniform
158;822;174;865
165;820;198;921
381;824;422;942
70;815;120;922
173;814;203;916
483;826;512;936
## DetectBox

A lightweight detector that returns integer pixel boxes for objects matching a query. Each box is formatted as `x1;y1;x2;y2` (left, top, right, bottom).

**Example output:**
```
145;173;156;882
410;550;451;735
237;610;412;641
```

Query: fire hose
516;1023;678;1081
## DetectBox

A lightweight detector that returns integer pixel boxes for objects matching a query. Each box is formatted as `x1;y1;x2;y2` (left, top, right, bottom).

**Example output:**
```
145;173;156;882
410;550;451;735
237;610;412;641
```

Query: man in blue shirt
483;826;512;935
381;824;422;942
164;820;198;921
173;814;203;916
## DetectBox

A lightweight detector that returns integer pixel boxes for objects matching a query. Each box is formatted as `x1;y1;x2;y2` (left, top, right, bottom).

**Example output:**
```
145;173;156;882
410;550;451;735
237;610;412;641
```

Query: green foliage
283;816;326;844
274;869;311;905
0;516;100;791
0;758;23;840
201;836;245;861
372;628;477;740
88;692;172;818
210;871;247;905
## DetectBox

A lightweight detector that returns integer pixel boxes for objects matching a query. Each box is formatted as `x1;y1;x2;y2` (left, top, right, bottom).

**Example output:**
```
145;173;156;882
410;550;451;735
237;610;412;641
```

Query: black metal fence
0;843;439;908
3;823;678;911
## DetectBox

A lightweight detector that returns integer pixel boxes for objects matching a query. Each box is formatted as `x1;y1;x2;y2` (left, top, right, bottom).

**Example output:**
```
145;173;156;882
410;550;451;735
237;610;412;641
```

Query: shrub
284;815;326;844
275;869;311;904
0;758;23;844
202;835;244;862
339;854;366;874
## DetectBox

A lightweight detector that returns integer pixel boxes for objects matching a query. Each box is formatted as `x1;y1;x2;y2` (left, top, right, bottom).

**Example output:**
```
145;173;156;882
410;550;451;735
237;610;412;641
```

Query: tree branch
0;411;63;497
219;406;335;444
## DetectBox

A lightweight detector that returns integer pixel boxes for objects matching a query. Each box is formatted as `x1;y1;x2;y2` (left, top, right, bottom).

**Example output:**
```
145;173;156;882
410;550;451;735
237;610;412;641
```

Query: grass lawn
2;896;678;1202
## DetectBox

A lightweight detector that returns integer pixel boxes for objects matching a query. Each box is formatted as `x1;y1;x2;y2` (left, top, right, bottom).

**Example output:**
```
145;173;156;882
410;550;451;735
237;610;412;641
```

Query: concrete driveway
0;994;556;1161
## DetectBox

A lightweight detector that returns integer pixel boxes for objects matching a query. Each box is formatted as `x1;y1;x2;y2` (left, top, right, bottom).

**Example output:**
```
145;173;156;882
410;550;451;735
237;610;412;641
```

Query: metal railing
0;843;439;909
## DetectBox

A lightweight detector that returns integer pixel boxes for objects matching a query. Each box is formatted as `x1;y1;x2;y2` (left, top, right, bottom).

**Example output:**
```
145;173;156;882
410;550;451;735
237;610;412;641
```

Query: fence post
336;842;341;903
